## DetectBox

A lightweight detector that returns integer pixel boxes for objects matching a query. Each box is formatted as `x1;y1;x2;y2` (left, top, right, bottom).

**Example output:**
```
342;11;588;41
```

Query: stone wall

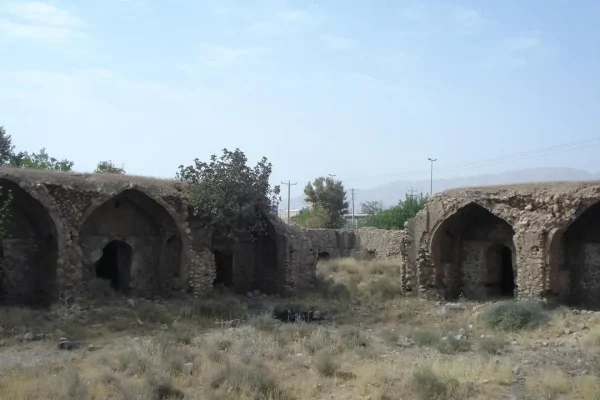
404;181;600;308
0;168;314;305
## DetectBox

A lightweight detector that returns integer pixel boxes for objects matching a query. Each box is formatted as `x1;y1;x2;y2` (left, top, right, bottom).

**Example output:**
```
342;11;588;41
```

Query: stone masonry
302;181;600;310
0;168;314;306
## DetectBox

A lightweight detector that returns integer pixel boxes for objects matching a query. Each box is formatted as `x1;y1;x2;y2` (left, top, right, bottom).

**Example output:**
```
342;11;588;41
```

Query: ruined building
0;168;315;306
305;182;600;309
5;166;600;310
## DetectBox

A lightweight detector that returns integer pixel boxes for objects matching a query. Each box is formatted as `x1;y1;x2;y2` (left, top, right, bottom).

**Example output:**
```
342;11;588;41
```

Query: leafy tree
0;126;14;166
11;148;74;172
359;193;428;230
303;176;348;229
0;187;12;240
176;148;280;238
95;160;125;174
294;205;331;228
361;200;384;215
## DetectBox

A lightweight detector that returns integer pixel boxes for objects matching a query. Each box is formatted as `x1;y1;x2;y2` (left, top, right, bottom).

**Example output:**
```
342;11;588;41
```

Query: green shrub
483;301;549;331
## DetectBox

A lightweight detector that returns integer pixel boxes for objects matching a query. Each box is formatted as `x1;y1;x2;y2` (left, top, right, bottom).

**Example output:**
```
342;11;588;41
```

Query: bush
483;301;549;331
210;360;287;398
411;367;459;400
366;278;403;299
411;329;440;347
314;350;340;377
478;335;508;354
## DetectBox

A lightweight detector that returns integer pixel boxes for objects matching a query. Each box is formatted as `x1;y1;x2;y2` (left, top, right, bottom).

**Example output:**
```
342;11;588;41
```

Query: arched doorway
94;240;132;292
561;201;600;308
317;251;331;263
0;179;59;306
430;202;516;300
213;249;234;289
80;189;183;297
485;244;515;298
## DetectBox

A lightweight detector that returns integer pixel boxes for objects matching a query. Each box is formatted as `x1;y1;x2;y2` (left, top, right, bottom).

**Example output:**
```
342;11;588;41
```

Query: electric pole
350;188;356;228
427;158;437;196
281;180;297;223
407;186;417;199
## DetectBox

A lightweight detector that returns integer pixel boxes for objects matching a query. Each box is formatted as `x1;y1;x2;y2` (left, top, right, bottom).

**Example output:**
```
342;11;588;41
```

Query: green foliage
176;148;280;238
302;177;348;229
11;148;74;172
360;200;384;215
482;300;549;331
94;160;125;174
359;193;428;230
0;187;13;240
0;126;14;166
294;204;332;228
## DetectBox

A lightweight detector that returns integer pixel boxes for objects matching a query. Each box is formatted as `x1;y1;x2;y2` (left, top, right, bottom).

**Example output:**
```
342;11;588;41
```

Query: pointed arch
429;202;516;300
548;200;600;308
79;188;187;297
0;178;60;306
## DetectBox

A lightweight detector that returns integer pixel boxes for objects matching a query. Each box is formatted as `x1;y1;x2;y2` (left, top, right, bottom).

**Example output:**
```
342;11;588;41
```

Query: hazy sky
1;0;599;197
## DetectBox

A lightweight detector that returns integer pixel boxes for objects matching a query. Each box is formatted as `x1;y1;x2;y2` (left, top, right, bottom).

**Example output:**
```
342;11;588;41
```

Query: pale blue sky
1;0;599;198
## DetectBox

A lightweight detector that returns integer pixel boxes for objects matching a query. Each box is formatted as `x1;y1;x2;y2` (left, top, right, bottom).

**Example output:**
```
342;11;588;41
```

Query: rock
34;333;46;341
183;362;194;375
512;366;521;375
127;299;136;307
58;339;83;350
23;331;34;341
87;344;96;351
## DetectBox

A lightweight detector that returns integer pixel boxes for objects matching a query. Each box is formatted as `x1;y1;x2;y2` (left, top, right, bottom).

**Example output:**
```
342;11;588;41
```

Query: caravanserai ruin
3;167;600;310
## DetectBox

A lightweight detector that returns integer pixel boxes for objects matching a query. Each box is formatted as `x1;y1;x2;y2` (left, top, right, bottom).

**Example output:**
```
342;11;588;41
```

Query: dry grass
1;257;600;399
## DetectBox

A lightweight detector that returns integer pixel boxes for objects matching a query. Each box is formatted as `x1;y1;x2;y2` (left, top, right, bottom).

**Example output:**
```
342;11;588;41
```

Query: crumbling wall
0;167;314;304
405;181;600;307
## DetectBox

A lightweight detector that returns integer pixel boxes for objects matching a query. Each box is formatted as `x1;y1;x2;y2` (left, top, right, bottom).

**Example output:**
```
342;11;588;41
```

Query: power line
407;186;417;199
343;137;600;182
280;180;297;223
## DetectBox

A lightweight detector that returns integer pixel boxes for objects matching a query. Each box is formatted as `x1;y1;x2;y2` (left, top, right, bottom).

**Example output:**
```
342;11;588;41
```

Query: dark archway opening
562;201;600;308
317;251;331;262
213;250;234;288
0;179;59;306
431;202;515;301
95;240;132;292
500;246;515;296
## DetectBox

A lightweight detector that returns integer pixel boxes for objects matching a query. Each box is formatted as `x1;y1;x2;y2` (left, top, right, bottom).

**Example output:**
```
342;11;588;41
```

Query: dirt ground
1;258;600;400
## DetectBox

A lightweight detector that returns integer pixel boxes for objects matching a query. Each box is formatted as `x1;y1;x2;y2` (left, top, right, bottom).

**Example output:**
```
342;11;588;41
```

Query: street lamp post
427;158;437;196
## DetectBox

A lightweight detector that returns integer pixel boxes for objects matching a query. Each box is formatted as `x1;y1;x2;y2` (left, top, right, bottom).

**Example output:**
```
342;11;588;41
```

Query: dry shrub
209;359;291;399
411;367;460;400
0;364;86;400
0;306;36;331
136;302;173;324
313;350;340;377
478;335;508;355
178;297;246;320
86;278;119;301
249;314;280;332
411;329;440;347
365;278;403;300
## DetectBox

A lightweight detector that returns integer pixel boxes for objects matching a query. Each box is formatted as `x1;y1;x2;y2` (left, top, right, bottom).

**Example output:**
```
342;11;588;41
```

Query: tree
361;200;384;215
11;148;74;172
294;205;331;228
0;126;14;166
95;160;125;174
359;193;428;230
303;176;348;229
176;148;280;238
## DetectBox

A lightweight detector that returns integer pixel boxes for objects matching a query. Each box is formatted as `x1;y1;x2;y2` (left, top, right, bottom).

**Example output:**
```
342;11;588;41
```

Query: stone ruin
4;166;600;311
0;167;315;306
303;181;600;310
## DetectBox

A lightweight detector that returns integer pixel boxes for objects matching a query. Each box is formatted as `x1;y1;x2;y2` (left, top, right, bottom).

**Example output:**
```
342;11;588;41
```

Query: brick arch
546;199;600;308
0;177;63;306
78;187;189;297
429;201;517;300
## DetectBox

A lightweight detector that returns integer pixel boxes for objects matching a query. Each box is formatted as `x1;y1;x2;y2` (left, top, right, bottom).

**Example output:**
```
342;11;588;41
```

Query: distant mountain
284;167;599;210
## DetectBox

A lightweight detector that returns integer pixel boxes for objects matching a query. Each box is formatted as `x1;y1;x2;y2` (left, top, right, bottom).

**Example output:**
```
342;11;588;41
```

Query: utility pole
407;186;417;199
427;158;437;196
350;188;356;228
281;180;297;223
